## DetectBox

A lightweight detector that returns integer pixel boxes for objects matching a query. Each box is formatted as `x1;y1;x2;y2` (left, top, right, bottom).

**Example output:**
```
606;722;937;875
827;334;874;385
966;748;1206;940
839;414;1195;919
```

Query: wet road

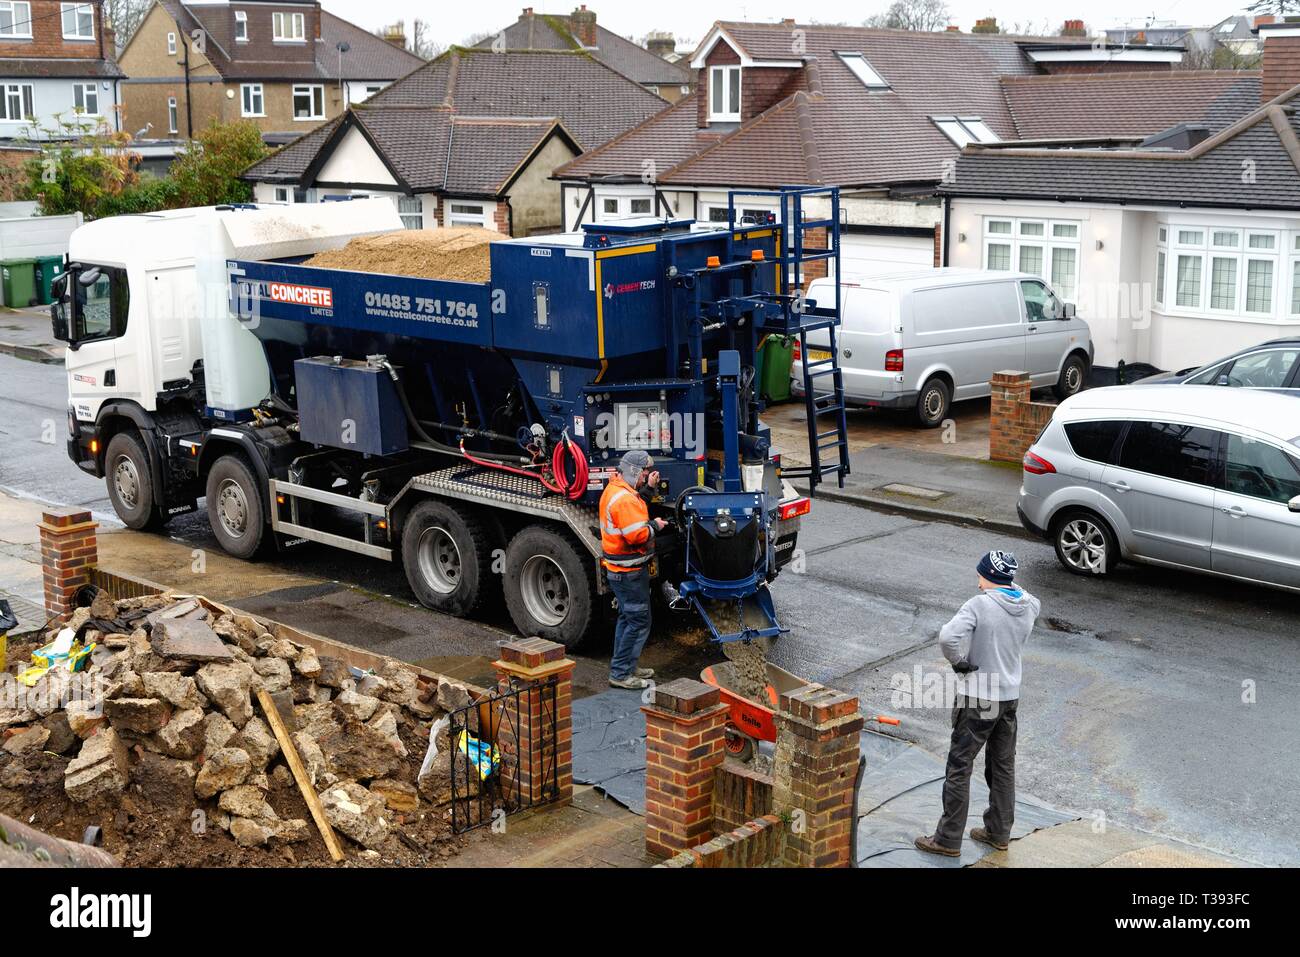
2;351;1297;865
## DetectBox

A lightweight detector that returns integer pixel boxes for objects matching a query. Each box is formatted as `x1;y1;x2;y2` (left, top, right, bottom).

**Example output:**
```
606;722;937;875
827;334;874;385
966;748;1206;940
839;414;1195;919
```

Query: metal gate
447;677;560;833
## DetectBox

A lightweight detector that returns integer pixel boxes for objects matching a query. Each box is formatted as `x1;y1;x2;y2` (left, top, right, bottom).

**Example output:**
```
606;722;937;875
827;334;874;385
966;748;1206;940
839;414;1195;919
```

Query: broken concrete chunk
103;697;172;734
3;725;50;754
316;720;405;782
89;590;117;620
0;706;39;731
294;647;322;679
151;618;234;663
218;784;277;821
369;778;419;813
203;711;238;756
320;781;388;850
267;690;300;732
194;746;252;799
144;597;201;628
65;699;105;739
435;678;473;713
195;661;254;728
290;732;326;787
315;656;352;690
269;639;300;661
41;712;77;754
357;673;389;698
230;816;274;848
233;716;279;770
252;656;292;694
65;727;130;801
272;818;311;844
105;670;145;700
141;672;208;710
335;689;380;722
151;706;206;759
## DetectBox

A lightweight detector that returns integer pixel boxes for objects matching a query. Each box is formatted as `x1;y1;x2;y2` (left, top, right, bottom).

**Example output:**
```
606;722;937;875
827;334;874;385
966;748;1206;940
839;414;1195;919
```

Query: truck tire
1054;353;1089;400
205;454;266;560
104;431;167;531
914;377;950;428
401;499;495;617
502;524;596;649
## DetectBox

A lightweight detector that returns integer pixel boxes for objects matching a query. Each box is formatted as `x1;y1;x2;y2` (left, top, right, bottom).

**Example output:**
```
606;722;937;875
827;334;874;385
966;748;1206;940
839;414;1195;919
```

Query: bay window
983;217;1080;301
1159;225;1283;319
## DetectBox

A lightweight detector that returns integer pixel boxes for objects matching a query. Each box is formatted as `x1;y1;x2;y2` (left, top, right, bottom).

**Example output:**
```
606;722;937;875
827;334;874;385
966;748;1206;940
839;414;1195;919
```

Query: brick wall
642;678;729;857
1262;35;1300;101
989;370;1056;464
0;0;110;61
492;201;510;235
658;814;786;867
933;222;943;267
713;760;773;833
801;225;828;288
39;508;98;621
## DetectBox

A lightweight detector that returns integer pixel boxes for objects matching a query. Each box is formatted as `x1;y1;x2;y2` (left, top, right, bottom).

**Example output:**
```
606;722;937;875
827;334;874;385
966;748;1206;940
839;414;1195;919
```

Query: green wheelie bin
758;335;794;403
33;255;65;306
1;258;37;308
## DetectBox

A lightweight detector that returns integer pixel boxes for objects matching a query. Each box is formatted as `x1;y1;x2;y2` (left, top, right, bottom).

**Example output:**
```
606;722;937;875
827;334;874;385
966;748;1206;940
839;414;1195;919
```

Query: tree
864;0;951;31
410;19;444;60
1246;0;1300;16
24;117;140;217
167;120;269;207
102;0;152;51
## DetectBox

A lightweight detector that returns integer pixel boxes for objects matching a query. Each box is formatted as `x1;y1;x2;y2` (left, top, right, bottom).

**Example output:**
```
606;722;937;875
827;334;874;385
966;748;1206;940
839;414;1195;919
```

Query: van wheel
913;377;950;428
1055;354;1089;400
104;431;167;531
401;499;495;616
205;454;265;559
1052;509;1118;577
502;525;596;649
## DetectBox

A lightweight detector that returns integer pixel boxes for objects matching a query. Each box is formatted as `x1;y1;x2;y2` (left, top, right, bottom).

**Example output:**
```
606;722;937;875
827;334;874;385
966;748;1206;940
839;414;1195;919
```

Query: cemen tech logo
603;279;657;299
49;887;152;938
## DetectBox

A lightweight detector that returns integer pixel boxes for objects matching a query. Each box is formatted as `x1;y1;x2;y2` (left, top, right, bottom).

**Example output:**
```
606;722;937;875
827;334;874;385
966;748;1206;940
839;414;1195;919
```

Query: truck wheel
914;377;950;428
205;455;265;559
401;499;495;617
1055;353;1089;400
503;525;595;649
104;431;167;531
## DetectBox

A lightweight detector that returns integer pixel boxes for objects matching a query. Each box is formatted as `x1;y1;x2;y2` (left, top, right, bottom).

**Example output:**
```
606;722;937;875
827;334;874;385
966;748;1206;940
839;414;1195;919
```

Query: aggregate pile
303;228;499;283
0;592;480;867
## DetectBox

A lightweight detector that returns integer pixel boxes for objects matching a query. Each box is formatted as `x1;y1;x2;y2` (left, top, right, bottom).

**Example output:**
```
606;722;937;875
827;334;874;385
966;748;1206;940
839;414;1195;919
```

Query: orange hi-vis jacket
599;474;654;573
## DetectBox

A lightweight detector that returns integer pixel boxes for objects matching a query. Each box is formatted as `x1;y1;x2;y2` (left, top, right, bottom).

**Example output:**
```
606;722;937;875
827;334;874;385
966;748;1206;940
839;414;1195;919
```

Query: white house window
235;11;248;41
240;83;264;117
72;82;98;115
1162;224;1282;319
838;52;891;90
0;82;33;121
598;193;658;221
273;11;305;42
167;31;175;54
292;84;324;120
447;201;490;228
932;116;999;147
0;2;32;38
602;198;618;216
709;65;740;121
397;197;423;230
167;96;178;133
61;3;93;40
983;217;1080;301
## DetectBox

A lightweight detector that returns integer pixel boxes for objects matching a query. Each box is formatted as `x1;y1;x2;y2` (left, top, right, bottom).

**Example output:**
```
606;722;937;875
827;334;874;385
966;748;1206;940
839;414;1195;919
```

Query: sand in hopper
304;227;500;283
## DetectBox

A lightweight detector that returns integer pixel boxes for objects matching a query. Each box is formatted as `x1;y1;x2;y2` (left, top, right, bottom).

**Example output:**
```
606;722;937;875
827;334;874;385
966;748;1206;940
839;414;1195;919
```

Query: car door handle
1027;325;1038;332
1219;505;1248;518
1107;480;1130;492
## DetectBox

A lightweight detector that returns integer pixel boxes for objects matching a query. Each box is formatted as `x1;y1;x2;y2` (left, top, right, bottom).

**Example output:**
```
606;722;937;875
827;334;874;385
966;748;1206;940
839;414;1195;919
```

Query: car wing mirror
1061;302;1076;320
1289;495;1300;513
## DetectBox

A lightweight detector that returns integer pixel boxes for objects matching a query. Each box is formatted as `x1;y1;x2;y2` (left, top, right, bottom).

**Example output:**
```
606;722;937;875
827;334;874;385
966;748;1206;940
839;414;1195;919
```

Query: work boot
609;675;650;690
913;835;961;857
634;667;654;679
970;828;1009;851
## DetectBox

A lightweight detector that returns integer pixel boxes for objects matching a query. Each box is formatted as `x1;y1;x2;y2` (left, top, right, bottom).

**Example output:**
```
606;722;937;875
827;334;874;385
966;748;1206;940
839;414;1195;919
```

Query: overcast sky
324;0;1257;51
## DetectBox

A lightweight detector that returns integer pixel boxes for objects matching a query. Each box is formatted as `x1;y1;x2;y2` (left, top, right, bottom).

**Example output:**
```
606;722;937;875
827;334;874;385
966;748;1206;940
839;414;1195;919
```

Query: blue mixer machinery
228;186;848;643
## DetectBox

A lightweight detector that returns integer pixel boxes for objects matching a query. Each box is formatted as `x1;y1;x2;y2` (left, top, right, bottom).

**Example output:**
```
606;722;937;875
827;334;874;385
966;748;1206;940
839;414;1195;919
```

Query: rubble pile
0;592;477;867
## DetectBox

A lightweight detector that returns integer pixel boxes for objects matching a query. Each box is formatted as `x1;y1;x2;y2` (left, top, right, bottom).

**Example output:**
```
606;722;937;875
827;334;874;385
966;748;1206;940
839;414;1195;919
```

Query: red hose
459;432;589;500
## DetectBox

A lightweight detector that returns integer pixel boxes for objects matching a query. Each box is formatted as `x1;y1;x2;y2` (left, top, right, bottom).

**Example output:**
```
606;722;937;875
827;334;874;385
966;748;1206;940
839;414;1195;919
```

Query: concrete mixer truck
52;190;851;647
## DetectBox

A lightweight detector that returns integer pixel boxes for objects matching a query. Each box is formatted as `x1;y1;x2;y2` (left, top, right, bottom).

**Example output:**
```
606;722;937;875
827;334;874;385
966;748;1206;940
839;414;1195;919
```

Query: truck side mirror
1289;495;1300;514
1061;302;1076;320
51;274;66;300
50;302;69;343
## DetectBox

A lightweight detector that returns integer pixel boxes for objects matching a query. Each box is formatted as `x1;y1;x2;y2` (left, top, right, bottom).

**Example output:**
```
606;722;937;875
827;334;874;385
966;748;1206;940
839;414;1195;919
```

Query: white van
793;269;1094;427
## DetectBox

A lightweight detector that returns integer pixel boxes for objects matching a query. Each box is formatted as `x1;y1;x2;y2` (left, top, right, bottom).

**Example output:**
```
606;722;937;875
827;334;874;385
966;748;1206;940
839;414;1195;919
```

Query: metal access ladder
727;186;851;494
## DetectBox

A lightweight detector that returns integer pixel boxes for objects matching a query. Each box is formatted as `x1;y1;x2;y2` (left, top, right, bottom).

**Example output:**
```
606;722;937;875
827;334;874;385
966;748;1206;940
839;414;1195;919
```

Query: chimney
382;21;407;50
972;17;999;34
1061;19;1086;37
521;7;534;17
945;25;960;32
569;5;597;47
1255;16;1276;28
646;31;676;59
1131;30;1148;45
1260;21;1300;101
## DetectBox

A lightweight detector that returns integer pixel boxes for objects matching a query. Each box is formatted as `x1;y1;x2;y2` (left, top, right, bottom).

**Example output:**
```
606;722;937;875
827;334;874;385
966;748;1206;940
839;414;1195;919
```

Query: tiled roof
317;12;426;81
1001;71;1262;139
943;92;1300;211
0;58;124;79
474;15;690;87
553;94;722;180
364;48;667;151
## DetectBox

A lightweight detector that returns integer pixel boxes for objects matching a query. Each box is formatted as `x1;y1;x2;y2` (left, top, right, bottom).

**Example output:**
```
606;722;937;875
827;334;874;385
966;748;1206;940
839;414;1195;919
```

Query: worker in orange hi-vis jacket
600;450;667;690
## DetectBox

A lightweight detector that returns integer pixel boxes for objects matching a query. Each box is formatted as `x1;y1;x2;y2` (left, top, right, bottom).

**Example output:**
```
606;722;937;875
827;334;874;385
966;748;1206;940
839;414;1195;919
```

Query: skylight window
838;52;891;90
932;116;1000;147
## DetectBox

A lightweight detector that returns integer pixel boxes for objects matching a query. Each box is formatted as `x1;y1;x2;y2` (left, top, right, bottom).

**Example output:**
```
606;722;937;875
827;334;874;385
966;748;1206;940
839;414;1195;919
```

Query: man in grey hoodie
915;550;1041;857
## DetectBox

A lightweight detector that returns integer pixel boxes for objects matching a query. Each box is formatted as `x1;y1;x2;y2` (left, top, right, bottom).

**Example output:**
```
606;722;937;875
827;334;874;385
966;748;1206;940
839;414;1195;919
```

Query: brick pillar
39;508;98;622
492;638;574;807
989;370;1031;463
642;677;728;858
773;684;862;868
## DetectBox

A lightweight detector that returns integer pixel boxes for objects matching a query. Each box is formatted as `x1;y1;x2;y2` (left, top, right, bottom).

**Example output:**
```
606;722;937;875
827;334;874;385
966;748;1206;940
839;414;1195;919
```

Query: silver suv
1018;385;1300;592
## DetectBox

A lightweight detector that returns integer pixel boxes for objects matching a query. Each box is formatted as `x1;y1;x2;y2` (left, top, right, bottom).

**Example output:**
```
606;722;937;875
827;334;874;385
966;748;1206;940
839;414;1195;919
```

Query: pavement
1;347;1294;868
0;305;64;365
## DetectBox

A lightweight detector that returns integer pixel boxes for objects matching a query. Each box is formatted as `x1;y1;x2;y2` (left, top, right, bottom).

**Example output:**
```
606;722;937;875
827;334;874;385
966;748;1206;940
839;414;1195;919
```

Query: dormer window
709;65;741;122
838;53;890;90
235;11;248;41
273;11;305;42
932;116;999;147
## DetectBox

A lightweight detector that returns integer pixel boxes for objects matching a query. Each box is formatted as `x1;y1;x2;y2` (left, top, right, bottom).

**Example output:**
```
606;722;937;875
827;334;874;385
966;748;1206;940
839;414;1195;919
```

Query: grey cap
618;449;654;483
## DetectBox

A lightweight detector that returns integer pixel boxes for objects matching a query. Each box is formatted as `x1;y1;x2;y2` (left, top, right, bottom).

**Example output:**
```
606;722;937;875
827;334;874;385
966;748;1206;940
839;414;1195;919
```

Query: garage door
838;231;935;279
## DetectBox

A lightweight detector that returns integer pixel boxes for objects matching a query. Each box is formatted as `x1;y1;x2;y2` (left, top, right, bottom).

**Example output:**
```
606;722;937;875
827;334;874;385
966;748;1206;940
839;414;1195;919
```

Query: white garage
837;229;935;279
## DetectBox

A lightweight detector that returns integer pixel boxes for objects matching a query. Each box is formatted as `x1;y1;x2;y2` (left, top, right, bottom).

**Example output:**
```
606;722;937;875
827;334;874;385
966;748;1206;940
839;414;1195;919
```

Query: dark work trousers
934;695;1019;849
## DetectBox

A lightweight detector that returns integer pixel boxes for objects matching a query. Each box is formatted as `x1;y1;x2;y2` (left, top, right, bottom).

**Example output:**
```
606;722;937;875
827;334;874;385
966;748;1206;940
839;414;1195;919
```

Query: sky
323;0;1258;51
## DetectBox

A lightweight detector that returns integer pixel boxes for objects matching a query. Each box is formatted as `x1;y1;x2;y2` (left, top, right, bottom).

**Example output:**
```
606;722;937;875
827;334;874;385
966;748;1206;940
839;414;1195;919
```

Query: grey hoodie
939;587;1041;702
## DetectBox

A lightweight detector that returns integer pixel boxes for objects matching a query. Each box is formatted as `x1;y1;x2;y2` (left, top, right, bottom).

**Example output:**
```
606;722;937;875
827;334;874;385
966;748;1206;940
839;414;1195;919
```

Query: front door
1213;433;1300;589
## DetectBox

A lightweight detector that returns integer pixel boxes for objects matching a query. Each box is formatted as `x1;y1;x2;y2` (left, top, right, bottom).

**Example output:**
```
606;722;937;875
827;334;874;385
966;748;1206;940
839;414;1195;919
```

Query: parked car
1140;338;1300;391
1018;385;1300;593
793;269;1093;427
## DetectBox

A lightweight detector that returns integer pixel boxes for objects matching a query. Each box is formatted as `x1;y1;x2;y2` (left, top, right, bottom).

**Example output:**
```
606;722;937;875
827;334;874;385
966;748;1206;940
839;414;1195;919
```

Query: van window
1063;420;1125;465
911;282;1020;335
1223;434;1300;504
1020;280;1063;321
1118;421;1220;486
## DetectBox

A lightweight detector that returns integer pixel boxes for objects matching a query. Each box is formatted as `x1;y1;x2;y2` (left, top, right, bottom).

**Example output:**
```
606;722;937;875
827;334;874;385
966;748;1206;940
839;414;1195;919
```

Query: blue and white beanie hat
977;550;1018;585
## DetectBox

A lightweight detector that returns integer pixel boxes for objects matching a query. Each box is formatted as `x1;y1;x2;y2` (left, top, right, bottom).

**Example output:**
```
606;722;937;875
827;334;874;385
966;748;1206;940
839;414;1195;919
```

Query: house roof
363;48;667;151
0;58;125;80
1001;70;1262;139
243;106;580;197
317;12;426;81
942;87;1300;211
558;20;1265;192
473;13;691;88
